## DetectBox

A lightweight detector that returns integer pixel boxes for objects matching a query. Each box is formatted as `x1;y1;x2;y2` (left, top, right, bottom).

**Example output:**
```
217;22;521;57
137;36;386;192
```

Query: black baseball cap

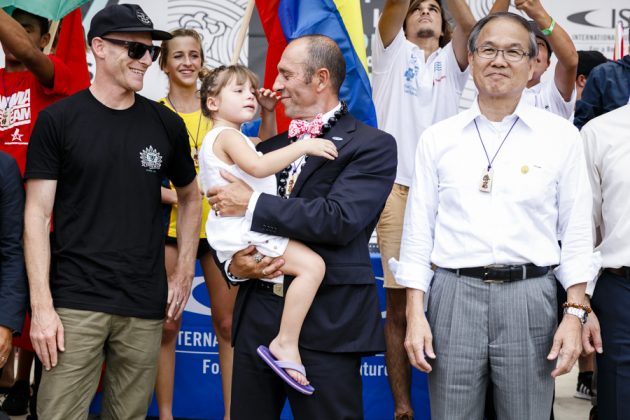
87;4;172;44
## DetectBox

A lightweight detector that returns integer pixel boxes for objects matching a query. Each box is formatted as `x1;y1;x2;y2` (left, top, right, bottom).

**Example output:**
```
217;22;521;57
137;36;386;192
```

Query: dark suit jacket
0;151;27;334
231;113;397;354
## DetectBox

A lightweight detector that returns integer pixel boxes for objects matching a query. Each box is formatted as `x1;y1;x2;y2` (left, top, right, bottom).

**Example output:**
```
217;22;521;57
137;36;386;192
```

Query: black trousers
592;270;630;420
231;284;364;420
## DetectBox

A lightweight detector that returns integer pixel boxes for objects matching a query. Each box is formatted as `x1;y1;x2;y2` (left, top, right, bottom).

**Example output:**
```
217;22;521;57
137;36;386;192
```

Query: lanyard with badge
474;117;520;192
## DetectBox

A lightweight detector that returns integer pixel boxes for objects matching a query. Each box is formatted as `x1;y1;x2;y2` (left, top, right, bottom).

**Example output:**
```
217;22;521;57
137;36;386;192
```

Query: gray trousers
426;268;557;420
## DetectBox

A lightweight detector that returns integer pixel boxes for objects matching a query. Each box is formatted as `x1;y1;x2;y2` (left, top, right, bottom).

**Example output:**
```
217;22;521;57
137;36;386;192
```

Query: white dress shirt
581;104;630;296
395;97;599;293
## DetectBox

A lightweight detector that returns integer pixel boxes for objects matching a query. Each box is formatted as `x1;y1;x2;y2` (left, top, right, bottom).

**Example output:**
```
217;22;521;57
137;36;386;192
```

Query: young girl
198;65;337;394
156;29;271;420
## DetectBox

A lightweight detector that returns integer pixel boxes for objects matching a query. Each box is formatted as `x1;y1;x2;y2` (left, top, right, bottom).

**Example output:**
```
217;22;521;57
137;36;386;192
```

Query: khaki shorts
376;183;409;289
38;308;163;420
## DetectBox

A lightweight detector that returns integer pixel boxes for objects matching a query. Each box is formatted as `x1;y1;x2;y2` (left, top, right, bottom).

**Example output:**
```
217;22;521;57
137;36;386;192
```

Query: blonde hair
199;65;259;118
159;28;205;73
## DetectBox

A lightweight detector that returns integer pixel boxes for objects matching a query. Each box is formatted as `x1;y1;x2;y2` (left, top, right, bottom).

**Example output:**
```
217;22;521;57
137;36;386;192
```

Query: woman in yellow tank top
156;28;236;420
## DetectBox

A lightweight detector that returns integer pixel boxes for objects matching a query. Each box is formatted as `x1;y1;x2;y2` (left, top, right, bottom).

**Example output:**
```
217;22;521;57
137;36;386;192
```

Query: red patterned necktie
288;114;324;138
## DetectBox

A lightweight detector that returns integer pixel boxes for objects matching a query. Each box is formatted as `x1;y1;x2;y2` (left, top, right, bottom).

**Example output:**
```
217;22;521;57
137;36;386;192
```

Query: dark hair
576;50;608;79
296;35;346;94
468;12;538;61
159;28;205;71
403;0;452;48
12;8;50;37
199;64;259;118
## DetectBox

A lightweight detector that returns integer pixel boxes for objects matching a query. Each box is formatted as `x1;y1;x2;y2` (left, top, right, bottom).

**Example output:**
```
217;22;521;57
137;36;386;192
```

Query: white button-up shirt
395;97;599;293
581;104;630;296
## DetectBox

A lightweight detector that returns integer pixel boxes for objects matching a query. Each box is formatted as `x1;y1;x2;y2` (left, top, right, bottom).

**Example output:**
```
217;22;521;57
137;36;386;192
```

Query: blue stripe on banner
277;0;377;127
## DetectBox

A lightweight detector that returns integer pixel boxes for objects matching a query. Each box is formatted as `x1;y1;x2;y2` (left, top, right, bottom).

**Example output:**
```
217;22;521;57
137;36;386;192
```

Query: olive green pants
38;308;163;420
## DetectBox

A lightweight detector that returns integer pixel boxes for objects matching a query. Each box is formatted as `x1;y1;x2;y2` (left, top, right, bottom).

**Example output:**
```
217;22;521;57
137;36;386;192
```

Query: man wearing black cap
491;0;578;119
23;4;201;419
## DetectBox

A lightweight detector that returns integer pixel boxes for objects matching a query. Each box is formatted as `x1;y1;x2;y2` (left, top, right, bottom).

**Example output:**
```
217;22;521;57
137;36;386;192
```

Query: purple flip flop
256;345;315;395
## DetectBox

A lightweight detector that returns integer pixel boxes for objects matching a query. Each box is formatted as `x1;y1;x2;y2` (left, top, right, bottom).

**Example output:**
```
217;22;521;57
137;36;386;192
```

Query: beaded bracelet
561;302;592;314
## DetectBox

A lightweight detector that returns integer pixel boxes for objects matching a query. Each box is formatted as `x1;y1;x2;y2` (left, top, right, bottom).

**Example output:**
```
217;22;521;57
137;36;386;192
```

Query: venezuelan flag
256;0;377;130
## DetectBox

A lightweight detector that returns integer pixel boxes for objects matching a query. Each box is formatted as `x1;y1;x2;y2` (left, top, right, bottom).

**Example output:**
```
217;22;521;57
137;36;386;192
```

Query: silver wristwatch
563;307;588;324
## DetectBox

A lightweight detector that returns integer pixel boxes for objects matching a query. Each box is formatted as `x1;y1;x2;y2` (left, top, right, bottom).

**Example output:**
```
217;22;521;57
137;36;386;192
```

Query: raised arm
218;129;337;179
516;0;577;101
256;88;279;141
0;9;54;87
446;0;477;70
488;0;510;14
24;179;64;370
379;0;410;49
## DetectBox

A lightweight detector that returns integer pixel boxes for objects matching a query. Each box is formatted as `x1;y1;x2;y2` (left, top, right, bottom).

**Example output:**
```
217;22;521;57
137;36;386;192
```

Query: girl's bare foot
268;337;309;385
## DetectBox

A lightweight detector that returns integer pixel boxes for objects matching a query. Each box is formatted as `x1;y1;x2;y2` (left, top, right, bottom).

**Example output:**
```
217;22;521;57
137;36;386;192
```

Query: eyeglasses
474;46;530;62
101;37;161;62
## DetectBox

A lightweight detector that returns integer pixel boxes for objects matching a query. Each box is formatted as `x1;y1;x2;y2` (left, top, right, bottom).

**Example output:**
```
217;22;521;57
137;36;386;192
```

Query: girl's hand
256;88;280;112
302;138;338;160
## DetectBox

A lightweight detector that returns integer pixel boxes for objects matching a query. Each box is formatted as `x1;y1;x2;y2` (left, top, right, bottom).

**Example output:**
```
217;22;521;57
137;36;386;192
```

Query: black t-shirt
25;89;196;319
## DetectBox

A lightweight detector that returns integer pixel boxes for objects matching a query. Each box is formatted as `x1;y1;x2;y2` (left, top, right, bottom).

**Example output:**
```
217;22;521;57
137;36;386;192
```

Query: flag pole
231;0;256;65
44;20;60;55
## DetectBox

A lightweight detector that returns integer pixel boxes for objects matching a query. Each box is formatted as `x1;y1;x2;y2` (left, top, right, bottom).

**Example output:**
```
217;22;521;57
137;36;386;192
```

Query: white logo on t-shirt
0;88;31;132
8;128;26;144
140;145;163;171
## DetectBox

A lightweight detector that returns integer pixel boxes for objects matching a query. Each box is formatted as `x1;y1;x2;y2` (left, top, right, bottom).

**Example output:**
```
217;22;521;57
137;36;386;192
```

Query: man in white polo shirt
371;1;476;418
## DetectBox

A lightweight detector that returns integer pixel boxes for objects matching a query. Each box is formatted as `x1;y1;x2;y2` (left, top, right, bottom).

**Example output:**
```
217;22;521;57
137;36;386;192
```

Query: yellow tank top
160;97;213;239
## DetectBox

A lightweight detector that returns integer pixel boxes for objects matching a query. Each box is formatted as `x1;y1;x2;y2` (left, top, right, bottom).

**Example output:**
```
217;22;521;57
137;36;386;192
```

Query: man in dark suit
0;151;27;420
208;35;397;419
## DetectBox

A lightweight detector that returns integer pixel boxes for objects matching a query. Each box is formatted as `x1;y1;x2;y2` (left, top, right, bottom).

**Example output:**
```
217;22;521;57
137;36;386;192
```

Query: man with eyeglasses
491;0;578;120
396;12;596;419
371;2;476;417
23;4;201;419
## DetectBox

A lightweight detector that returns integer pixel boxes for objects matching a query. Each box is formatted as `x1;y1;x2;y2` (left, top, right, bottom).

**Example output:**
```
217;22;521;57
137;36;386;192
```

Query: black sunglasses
101;37;161;62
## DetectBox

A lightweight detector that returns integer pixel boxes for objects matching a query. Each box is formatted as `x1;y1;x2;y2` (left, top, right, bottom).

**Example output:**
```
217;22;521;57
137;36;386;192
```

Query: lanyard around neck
473;116;520;171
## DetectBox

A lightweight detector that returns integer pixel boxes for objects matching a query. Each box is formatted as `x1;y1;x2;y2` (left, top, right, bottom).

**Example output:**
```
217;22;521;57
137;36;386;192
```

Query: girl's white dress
198;126;289;263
